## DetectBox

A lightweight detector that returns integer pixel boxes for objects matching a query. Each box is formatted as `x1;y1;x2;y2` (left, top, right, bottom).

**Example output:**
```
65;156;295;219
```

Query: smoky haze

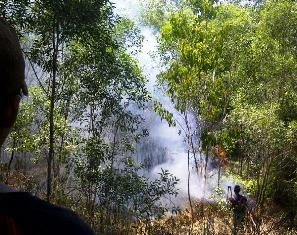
113;0;238;207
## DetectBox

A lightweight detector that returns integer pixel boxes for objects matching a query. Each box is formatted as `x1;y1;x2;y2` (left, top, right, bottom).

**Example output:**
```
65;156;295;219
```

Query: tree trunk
6;138;16;184
47;23;59;202
110;121;119;171
217;163;221;188
203;146;209;197
187;149;194;234
259;155;272;206
239;154;244;176
246;155;250;179
184;112;199;175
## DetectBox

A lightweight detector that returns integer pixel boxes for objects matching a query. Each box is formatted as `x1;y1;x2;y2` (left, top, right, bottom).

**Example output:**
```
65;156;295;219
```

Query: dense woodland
0;0;297;234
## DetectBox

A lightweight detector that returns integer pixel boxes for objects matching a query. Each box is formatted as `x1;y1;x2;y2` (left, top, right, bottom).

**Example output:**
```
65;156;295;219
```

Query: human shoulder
0;192;95;235
240;194;247;202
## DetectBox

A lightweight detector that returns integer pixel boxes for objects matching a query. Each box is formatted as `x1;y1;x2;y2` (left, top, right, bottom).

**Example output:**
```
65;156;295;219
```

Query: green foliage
145;0;297;224
73;137;179;222
141;0;182;30
4;0;297;232
153;101;176;127
0;1;180;233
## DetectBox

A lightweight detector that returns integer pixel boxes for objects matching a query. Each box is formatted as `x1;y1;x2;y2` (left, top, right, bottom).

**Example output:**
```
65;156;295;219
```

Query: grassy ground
130;201;297;235
5;170;296;234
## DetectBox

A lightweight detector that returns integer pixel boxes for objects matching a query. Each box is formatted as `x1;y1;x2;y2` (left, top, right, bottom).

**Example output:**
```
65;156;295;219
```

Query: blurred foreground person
0;18;95;235
228;185;248;235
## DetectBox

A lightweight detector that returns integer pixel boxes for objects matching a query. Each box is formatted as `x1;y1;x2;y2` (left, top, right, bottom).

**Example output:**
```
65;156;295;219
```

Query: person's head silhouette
0;18;28;147
234;185;241;195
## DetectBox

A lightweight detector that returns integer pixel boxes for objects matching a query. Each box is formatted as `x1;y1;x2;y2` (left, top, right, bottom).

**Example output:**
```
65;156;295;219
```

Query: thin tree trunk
187;149;193;234
259;155;272;206
90;102;98;137
184;112;199;175
239;154;244;176
110;122;119;171
246;155;250;179
6;138;16;184
203;146;209;197
47;23;59;202
217;163;221;188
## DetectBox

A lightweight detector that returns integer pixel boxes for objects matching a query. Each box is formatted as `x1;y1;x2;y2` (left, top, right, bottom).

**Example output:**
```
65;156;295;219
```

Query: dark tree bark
5;138;16;184
47;23;59;202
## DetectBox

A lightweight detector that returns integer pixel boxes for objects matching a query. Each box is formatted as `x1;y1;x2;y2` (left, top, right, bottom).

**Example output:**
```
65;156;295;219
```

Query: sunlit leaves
145;0;297;211
153;101;176;127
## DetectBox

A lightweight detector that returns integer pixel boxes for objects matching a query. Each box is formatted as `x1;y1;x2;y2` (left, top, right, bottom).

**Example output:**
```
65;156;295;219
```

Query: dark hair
234;185;241;193
0;17;27;97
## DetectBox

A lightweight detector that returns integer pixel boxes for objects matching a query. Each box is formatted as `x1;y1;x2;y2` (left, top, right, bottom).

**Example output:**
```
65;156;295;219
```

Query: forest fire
0;0;296;234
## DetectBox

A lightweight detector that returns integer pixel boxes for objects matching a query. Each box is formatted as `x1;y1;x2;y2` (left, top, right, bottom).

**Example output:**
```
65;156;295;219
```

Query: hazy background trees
144;0;297;229
0;0;179;233
1;0;297;233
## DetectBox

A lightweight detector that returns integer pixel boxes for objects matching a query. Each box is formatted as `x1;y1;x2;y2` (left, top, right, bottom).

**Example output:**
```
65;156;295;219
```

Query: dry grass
5;170;296;235
130;201;297;235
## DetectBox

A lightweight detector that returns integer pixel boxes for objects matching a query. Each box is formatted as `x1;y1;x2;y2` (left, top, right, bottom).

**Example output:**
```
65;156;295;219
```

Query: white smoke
113;0;239;207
